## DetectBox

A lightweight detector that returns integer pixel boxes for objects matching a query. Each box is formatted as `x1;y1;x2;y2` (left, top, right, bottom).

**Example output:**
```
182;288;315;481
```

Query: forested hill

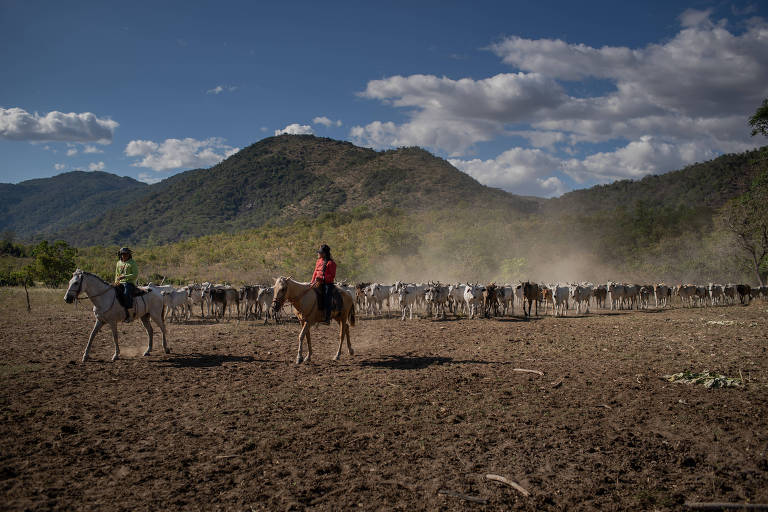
55;135;540;246
2;137;766;247
550;146;767;214
0;171;147;239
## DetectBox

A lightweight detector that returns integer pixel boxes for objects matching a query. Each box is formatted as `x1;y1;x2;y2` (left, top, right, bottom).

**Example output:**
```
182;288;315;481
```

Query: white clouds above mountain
352;10;768;191
450;148;566;197
275;123;314;136
0;107;118;143
125;137;239;172
313;116;342;127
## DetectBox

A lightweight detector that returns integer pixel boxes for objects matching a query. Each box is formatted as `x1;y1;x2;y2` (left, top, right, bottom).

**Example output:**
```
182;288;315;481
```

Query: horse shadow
151;353;255;368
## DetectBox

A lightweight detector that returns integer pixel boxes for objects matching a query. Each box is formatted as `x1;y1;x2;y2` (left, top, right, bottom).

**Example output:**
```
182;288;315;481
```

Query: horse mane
78;270;111;286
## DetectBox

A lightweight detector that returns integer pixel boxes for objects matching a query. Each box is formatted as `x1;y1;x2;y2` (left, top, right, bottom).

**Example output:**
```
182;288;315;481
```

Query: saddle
114;284;148;309
313;285;342;313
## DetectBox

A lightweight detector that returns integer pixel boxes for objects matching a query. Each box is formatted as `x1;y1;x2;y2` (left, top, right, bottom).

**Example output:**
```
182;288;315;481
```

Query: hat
317;244;331;255
118;247;133;256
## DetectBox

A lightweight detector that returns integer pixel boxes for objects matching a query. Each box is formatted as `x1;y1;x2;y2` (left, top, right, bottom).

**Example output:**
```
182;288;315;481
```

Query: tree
31;240;78;287
723;170;768;286
749;98;768;138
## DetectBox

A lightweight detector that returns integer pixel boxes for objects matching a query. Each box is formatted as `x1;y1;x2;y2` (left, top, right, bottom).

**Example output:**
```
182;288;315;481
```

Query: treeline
0;237;77;287
2;185;761;288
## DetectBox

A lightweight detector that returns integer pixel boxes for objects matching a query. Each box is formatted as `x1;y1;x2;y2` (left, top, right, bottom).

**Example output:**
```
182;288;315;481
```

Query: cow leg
109;322;120;361
82;319;104;362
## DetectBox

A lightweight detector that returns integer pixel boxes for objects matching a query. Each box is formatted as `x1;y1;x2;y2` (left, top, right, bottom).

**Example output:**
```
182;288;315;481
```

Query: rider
114;247;138;322
310;244;336;324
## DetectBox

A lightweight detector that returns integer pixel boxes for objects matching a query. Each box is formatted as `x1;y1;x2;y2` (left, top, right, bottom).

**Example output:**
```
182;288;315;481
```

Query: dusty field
1;288;767;511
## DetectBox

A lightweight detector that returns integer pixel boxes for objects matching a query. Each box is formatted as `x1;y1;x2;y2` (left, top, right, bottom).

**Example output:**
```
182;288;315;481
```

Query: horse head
64;269;84;303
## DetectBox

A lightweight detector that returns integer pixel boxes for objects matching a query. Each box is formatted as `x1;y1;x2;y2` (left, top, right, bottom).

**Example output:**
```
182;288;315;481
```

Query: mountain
2;136;765;248
54;135;540;245
0;171;147;240
550;146;767;214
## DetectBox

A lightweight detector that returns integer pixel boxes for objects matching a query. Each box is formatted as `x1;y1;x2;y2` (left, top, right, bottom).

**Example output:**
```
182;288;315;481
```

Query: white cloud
449;148;566;197
83;145;103;154
562;137;718;183
206;85;238;95
88;161;105;171
353;10;768;186
137;173;162;184
54;163;66;171
0;107;118;143
313;116;342;127
125;137;239;172
274;123;314;136
66;148;78;156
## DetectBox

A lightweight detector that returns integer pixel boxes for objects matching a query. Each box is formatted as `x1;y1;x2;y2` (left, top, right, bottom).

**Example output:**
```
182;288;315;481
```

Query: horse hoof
143;351;151;357
349;350;355;356
165;349;171;354
295;356;303;364
81;356;89;363
111;354;119;361
332;354;340;361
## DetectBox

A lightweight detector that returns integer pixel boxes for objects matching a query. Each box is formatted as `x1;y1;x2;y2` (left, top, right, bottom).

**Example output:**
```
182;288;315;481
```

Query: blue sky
2;0;767;196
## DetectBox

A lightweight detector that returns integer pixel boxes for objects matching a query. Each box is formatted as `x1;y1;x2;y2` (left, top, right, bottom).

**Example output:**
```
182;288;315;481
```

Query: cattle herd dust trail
1;287;768;511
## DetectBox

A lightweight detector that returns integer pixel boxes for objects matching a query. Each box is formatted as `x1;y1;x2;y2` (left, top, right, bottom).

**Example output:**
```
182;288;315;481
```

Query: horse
64;269;170;362
271;277;356;364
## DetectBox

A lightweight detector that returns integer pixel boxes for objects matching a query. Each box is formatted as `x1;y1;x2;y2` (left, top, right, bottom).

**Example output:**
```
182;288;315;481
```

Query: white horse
64;269;170;362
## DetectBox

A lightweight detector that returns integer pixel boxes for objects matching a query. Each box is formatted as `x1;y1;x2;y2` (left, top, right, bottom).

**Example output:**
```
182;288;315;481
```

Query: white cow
498;285;515;316
463;284;485;319
708;283;724;306
162;286;191;323
447;284;469;315
608;282;627;310
553;285;570;317
570;284;593;314
397;284;419;320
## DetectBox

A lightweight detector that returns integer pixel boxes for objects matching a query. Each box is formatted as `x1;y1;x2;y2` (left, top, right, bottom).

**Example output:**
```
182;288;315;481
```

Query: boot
124;307;134;323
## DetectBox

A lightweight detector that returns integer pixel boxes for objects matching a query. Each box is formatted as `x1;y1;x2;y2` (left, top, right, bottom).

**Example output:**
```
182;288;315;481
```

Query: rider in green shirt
115;247;138;322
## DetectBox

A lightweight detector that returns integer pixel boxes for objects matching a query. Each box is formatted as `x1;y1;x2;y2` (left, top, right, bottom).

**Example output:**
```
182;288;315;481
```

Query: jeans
121;283;136;309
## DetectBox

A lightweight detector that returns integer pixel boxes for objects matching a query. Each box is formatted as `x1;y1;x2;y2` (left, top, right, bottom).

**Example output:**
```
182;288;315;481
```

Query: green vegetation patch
665;370;742;388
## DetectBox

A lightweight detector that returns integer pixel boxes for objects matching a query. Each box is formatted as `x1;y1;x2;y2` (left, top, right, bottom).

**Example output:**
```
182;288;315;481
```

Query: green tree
723;170;768;286
31;240;78;287
749;98;768;137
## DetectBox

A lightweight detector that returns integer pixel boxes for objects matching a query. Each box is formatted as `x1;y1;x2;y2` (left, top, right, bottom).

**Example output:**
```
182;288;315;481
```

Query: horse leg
296;322;308;364
334;318;343;360
109;322;120;361
304;325;312;364
345;321;354;356
141;315;154;356
151;309;170;354
82;319;104;362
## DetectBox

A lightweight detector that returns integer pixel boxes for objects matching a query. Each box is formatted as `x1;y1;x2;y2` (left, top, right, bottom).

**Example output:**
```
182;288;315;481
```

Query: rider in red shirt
311;244;336;323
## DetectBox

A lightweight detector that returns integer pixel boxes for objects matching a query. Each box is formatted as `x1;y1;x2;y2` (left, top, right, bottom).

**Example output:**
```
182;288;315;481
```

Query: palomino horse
64;269;170;362
272;277;356;364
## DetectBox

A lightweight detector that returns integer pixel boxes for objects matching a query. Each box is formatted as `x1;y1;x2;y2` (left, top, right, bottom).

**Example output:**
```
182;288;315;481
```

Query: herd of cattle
147;280;768;324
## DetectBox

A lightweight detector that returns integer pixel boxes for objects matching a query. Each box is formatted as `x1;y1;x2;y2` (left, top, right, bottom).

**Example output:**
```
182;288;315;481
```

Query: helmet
118;247;133;257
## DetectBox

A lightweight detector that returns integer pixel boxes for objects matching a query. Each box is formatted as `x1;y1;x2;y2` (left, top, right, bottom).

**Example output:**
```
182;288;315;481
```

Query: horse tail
349;303;356;327
161;302;166;322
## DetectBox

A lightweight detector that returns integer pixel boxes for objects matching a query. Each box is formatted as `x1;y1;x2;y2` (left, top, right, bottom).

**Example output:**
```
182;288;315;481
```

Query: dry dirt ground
1;288;767;511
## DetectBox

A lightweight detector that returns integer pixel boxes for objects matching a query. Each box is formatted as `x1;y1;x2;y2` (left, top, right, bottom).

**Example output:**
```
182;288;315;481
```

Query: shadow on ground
151;353;255;368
